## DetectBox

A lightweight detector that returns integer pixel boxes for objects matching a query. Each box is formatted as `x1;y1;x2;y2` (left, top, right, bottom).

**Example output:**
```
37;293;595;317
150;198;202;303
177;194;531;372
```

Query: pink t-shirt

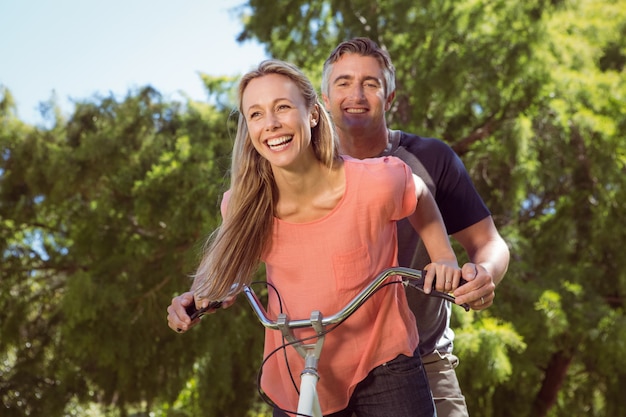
222;156;419;414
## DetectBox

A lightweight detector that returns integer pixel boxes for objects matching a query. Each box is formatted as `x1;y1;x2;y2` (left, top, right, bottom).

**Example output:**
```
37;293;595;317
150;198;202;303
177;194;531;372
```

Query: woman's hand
167;292;197;333
167;292;237;333
422;260;462;294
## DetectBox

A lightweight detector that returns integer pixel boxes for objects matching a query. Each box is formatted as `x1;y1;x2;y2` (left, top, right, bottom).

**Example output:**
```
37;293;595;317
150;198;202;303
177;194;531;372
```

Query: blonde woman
167;60;461;417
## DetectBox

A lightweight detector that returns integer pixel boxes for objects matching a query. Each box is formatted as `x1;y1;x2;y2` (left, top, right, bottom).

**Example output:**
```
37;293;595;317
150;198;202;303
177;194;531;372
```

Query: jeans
273;352;436;417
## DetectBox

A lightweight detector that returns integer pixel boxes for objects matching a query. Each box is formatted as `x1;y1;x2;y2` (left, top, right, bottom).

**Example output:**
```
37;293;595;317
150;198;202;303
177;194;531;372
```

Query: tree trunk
531;350;574;417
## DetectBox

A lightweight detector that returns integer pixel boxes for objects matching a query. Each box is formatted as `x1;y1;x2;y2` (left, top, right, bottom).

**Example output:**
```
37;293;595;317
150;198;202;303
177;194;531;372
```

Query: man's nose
349;85;366;100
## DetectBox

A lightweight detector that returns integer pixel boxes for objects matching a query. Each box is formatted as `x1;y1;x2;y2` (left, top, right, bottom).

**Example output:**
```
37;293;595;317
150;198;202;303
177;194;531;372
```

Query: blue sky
0;0;268;124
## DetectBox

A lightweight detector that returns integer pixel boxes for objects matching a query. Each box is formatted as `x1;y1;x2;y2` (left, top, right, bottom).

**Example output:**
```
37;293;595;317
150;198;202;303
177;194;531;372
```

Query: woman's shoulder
342;155;411;192
341;155;415;217
342;154;408;171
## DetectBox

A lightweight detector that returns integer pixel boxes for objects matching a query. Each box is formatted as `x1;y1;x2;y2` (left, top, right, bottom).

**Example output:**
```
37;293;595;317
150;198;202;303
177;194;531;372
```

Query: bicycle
186;266;469;417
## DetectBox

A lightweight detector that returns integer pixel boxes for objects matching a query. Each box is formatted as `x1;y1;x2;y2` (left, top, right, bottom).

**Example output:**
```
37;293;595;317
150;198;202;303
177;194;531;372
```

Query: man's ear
385;91;396;111
322;94;330;108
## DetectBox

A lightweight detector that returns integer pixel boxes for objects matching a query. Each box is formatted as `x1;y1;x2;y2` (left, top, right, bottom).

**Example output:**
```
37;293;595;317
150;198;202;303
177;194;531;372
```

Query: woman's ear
310;105;320;127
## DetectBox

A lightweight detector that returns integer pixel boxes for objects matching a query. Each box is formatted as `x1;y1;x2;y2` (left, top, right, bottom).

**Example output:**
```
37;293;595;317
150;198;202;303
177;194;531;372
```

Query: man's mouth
346;108;367;114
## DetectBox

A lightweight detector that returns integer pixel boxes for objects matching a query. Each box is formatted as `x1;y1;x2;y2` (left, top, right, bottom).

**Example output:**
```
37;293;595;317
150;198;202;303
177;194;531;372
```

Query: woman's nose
265;113;281;130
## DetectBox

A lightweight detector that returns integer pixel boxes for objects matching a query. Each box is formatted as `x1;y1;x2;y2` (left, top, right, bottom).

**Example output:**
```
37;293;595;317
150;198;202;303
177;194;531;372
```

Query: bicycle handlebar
183;267;470;323
242;267;470;331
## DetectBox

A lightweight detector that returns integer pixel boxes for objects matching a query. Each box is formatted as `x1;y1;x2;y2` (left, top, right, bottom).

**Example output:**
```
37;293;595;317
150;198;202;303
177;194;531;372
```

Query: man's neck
337;126;389;160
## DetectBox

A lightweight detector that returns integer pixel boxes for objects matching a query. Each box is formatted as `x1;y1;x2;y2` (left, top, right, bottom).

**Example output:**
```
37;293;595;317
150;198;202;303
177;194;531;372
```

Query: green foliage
198;74;240;111
0;87;262;416
453;311;526;415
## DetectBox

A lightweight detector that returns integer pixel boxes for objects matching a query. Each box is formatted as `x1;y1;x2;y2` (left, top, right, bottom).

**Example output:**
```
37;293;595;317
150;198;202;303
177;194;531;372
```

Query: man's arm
451;216;510;310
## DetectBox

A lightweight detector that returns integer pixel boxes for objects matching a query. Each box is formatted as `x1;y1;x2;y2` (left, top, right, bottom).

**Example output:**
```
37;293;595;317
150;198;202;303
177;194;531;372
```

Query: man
321;37;510;416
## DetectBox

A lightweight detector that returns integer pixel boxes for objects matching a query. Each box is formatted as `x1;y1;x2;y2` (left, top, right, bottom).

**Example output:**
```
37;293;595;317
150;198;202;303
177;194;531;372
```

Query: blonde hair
192;59;340;301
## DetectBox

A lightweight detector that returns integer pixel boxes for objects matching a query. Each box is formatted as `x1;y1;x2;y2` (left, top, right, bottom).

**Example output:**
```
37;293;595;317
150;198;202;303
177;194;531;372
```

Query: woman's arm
407;174;461;292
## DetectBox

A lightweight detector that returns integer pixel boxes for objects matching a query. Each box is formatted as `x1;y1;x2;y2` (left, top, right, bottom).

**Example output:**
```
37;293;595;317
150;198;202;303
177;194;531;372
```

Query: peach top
256;156;419;414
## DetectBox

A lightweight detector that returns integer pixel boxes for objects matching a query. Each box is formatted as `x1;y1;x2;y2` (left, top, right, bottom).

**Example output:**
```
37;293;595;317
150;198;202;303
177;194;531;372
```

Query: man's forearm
471;237;510;285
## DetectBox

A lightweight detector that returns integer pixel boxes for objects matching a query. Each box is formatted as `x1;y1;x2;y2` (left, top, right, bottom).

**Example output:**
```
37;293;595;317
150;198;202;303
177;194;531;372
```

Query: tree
0;85;265;416
485;1;626;415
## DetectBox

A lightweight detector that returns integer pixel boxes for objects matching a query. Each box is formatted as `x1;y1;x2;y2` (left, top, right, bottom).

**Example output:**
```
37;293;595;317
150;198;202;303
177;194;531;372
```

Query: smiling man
321;37;510;417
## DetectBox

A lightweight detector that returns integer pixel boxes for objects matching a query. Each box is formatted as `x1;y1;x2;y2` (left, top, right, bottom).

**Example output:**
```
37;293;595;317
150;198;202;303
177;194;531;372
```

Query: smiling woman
0;0;267;124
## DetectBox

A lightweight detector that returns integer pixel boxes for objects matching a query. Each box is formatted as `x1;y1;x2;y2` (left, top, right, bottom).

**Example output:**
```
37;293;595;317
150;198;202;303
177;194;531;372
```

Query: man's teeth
267;136;293;147
346;108;366;114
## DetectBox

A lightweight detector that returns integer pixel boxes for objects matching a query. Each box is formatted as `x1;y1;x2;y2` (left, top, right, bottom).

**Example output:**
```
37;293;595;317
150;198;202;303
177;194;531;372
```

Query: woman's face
242;73;318;169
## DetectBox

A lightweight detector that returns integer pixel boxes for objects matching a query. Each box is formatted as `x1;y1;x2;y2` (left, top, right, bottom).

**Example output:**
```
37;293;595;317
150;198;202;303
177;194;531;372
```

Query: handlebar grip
185;300;223;320
417;271;468;293
408;273;471;311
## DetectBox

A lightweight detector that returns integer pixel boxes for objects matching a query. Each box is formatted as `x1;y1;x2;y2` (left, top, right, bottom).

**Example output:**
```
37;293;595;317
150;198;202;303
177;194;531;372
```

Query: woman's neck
274;158;345;223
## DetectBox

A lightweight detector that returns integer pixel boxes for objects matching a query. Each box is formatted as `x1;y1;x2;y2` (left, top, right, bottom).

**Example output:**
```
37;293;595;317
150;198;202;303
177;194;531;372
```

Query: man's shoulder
390;130;460;171
395;130;455;156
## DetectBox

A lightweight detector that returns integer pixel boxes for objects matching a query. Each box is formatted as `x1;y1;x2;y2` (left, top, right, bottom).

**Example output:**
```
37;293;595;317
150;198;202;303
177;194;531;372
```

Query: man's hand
453;263;496;310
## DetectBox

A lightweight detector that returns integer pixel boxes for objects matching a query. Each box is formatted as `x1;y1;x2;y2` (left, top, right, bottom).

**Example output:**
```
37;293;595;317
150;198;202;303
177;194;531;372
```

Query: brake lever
403;275;471;312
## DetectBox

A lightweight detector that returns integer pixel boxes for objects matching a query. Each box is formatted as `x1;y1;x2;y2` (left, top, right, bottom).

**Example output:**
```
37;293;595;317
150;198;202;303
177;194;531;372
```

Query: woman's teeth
267;136;293;149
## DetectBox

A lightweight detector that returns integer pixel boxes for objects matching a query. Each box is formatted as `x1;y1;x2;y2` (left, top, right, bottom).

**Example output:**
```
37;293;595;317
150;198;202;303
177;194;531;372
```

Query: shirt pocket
332;245;371;292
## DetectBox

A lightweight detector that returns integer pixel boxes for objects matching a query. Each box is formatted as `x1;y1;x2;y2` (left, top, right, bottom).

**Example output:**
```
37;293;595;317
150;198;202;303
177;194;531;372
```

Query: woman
167;59;460;416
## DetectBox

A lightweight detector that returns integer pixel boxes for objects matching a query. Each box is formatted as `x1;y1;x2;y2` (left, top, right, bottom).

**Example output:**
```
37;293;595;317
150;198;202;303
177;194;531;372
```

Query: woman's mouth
266;135;293;150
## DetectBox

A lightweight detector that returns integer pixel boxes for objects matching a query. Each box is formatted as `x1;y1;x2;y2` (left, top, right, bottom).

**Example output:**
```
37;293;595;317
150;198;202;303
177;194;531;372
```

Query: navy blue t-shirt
382;130;490;355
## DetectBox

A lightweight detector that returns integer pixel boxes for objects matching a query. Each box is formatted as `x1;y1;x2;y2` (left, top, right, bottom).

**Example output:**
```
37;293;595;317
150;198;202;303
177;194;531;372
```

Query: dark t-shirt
382;130;490;355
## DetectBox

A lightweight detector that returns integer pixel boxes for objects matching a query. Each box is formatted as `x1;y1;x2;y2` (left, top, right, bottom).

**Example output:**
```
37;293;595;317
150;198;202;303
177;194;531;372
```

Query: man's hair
322;37;396;99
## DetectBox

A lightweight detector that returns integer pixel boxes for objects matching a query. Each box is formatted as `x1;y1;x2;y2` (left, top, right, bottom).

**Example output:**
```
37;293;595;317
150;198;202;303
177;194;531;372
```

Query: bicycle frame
242;267;469;417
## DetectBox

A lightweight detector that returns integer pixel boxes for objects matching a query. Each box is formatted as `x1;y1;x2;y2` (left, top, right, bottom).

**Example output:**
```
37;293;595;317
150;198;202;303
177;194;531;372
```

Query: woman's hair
322;37;396;100
192;59;340;301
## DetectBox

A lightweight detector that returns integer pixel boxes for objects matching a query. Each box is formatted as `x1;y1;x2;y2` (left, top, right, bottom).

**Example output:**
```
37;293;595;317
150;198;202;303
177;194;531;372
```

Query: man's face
322;54;394;135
